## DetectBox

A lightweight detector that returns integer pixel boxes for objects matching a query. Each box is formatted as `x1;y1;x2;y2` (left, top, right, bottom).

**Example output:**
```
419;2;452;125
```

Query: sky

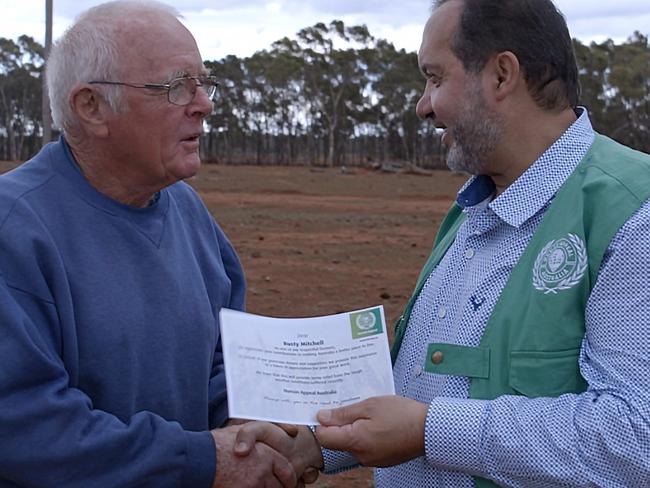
2;0;650;61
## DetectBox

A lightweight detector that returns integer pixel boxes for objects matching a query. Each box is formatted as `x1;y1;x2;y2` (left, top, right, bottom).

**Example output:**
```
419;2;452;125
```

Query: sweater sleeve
0;277;216;488
208;220;247;428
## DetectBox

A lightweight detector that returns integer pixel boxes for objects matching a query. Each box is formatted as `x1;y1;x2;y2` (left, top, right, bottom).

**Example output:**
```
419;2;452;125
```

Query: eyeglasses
88;75;219;106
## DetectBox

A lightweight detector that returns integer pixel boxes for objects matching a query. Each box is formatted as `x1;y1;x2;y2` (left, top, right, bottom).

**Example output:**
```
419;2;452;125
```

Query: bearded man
237;1;650;486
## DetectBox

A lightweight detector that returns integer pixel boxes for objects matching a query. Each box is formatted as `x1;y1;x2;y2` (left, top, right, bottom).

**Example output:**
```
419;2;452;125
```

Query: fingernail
235;442;247;452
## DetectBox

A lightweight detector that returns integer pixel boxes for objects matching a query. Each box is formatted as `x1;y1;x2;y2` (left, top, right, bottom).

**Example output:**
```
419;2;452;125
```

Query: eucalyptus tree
243;49;309;164
606;32;650;152
367;39;428;164
257;47;308;163
0;35;45;160
573;38;610;133
273;20;376;166
204;55;249;162
574;34;650;153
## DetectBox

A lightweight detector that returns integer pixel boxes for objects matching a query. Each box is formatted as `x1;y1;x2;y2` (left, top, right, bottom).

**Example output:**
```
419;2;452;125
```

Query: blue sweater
0;139;246;487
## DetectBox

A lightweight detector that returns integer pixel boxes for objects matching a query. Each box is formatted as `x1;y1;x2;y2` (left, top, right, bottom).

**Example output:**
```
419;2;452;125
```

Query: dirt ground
191;164;466;487
0;160;466;487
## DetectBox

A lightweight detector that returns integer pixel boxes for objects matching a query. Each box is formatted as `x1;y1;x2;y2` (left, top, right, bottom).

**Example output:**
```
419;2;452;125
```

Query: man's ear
488;51;521;102
69;85;110;137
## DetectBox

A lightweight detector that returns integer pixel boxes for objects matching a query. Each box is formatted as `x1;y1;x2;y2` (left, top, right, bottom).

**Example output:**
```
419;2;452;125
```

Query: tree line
1;22;649;168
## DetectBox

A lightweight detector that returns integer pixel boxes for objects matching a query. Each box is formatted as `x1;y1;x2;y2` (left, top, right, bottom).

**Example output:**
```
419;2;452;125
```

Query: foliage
2;25;650;165
0;35;45;160
574;33;650;153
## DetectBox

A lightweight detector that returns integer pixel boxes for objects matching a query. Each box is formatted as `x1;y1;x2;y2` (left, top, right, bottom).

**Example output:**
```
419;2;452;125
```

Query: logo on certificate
350;308;383;339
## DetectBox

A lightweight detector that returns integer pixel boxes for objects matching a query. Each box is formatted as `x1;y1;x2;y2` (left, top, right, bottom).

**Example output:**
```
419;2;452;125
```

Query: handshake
210;395;429;488
211;420;322;488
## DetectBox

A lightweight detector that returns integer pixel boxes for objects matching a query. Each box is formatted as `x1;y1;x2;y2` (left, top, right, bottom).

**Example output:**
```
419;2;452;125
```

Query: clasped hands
223;395;428;487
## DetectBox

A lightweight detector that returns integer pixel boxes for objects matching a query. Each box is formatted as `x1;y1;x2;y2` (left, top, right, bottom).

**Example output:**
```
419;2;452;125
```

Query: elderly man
237;0;650;486
0;1;313;487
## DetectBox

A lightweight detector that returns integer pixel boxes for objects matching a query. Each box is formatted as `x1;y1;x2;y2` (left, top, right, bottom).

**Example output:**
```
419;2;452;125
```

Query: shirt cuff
321;447;359;474
182;430;217;488
424;397;490;475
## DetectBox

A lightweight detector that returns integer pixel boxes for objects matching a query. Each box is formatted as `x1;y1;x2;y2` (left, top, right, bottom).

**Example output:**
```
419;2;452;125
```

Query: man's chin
445;150;482;175
172;157;202;181
446;161;474;175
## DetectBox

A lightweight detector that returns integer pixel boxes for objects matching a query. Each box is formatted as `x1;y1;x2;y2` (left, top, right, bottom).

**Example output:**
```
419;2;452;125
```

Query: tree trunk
42;0;53;146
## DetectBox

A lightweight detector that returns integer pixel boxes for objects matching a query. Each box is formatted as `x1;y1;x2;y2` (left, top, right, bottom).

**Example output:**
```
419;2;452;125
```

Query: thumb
313;423;355;451
317;400;368;426
232;424;257;456
233;421;290;457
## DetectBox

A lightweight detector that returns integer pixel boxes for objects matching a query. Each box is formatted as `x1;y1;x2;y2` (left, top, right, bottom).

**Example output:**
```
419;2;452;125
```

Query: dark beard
445;82;502;175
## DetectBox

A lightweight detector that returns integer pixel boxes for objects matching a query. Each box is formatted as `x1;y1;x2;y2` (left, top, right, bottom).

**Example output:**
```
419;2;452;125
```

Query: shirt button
437;307;447;319
414;365;423;377
464;248;475;259
431;351;444;364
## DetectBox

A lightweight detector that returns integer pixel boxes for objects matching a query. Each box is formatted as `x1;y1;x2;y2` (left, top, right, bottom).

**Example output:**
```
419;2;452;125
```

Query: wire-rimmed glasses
89;75;219;106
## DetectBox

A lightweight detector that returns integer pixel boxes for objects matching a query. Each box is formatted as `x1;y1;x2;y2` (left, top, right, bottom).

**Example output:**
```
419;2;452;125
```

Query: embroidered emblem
532;233;588;294
470;295;486;311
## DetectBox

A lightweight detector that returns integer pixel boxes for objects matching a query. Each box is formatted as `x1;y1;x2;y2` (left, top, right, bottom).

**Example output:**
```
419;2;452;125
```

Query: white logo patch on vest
532;233;588;294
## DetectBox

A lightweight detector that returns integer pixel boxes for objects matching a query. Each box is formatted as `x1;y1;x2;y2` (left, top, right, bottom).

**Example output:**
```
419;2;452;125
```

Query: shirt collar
456;107;595;228
457;174;495;208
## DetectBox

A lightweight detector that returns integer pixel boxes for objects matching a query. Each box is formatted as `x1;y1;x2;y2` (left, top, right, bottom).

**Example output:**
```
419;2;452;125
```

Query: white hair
46;0;181;131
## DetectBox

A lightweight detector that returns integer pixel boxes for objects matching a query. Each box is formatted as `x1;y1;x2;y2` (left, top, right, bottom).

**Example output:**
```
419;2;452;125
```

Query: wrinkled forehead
116;14;204;77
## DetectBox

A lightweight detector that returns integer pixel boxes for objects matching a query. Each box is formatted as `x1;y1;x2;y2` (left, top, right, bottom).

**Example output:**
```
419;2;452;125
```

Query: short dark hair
435;0;580;110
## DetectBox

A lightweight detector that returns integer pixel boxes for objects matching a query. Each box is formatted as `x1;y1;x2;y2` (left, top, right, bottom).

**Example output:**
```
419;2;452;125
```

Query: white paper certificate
220;306;395;425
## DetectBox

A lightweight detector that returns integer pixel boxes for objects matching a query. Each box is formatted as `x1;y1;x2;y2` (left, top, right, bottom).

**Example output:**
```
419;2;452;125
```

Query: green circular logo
356;312;377;330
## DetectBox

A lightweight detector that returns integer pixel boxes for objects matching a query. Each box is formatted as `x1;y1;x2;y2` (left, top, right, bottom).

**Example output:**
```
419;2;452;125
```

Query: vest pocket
424;343;490;378
509;348;587;398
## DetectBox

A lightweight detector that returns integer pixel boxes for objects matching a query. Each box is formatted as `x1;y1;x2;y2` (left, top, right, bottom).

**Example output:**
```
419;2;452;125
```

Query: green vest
391;135;650;487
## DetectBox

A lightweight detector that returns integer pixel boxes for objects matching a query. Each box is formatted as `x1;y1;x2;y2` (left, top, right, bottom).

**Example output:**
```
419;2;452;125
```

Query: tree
606;33;650;152
0;36;45;160
3;27;650;164
42;0;53;146
366;39;432;165
273;21;376;166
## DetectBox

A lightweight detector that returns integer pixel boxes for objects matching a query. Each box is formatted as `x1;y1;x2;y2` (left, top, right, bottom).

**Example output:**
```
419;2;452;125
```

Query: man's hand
211;425;297;488
234;421;323;484
314;395;429;467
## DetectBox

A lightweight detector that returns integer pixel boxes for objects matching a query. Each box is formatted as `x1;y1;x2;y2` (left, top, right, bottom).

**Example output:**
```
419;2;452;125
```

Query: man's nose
415;85;433;120
187;85;215;118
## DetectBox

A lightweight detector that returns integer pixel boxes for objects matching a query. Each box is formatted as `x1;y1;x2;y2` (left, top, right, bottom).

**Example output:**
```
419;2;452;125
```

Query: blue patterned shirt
324;110;650;487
